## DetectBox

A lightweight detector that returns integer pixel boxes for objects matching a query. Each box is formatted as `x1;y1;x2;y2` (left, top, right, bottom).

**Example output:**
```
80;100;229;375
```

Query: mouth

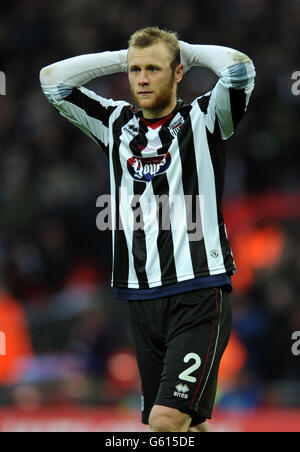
138;91;153;96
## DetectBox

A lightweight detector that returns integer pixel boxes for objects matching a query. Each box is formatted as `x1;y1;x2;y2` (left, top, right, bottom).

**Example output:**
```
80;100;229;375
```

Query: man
40;27;255;432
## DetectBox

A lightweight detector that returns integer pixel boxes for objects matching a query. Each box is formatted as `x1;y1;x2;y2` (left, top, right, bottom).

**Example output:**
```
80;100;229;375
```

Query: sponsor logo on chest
127;152;171;182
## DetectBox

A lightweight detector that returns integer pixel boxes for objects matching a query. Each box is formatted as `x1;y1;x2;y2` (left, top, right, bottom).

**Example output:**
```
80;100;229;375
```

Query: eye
130;67;140;73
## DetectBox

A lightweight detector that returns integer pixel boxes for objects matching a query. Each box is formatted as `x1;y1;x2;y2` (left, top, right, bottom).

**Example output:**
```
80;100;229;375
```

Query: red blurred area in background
231;225;285;292
218;331;248;386
222;191;299;293
106;348;139;395
0;293;33;384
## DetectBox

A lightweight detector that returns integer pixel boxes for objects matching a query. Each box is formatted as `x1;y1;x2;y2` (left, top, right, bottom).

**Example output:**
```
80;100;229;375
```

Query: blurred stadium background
0;0;300;432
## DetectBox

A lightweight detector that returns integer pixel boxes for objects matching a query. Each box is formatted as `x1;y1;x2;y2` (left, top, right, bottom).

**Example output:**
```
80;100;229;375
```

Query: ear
175;64;184;84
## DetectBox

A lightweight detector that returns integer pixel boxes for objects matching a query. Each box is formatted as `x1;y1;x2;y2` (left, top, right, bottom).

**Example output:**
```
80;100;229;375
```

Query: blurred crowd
0;0;300;412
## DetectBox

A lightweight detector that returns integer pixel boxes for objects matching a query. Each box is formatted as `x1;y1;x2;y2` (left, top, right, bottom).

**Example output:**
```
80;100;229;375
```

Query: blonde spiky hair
128;26;181;72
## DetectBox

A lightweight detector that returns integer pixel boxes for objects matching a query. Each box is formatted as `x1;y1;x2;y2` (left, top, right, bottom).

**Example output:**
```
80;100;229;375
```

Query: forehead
128;42;172;67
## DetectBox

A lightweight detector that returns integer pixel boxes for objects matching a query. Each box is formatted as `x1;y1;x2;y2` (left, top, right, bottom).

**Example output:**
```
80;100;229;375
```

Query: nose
138;70;149;86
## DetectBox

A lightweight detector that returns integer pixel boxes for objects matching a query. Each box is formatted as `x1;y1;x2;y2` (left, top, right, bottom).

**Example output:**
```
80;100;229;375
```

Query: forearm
179;41;255;89
40;49;128;88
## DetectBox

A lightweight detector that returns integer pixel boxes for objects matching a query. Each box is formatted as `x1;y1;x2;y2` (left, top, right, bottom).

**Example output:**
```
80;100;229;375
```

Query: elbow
228;49;256;78
39;64;57;86
228;49;253;66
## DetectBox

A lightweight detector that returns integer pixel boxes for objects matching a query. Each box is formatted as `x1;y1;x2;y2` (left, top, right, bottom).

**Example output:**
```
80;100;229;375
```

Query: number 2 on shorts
178;352;201;383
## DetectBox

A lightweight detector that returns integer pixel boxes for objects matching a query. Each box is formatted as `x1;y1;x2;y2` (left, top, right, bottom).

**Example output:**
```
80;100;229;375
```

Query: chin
139;97;171;113
139;99;156;109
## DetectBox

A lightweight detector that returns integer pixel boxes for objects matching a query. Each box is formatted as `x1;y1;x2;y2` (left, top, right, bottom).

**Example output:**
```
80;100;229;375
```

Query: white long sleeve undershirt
40;41;254;92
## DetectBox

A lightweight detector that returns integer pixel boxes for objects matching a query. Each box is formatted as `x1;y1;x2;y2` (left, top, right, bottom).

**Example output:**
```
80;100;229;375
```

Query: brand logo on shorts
174;383;189;399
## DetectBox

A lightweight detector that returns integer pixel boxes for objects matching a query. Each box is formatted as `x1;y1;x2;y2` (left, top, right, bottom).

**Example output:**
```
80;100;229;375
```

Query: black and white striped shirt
40;42;255;300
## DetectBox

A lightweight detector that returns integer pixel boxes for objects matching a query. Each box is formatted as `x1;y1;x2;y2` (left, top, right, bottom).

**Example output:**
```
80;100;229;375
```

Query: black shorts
128;286;232;427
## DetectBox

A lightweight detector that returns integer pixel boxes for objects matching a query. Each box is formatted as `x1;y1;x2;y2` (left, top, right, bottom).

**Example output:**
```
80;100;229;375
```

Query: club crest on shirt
127;152;171;182
168;114;185;137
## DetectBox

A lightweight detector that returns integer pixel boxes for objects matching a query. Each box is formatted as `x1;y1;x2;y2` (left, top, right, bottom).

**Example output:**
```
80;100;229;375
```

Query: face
128;42;183;119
